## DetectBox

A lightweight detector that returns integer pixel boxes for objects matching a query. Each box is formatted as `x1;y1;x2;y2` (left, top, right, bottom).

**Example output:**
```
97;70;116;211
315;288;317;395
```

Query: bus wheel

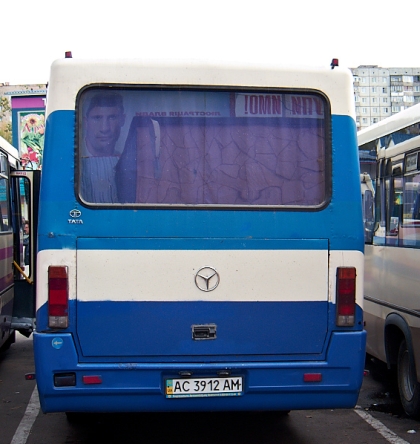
397;339;420;418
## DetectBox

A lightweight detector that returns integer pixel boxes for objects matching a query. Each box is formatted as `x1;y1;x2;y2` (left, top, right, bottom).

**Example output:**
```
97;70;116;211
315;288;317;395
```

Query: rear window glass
77;88;329;208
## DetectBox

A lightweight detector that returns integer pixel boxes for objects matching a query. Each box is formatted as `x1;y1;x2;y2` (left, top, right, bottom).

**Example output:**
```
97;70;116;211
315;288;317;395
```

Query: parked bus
0;135;39;351
34;57;365;415
359;102;420;418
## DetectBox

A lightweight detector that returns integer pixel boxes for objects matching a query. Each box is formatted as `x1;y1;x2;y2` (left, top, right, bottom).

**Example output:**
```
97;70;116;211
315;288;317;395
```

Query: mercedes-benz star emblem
195;266;220;292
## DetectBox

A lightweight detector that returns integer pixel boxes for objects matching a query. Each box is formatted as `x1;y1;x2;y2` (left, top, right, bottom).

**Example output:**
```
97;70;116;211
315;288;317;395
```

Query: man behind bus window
80;92;126;203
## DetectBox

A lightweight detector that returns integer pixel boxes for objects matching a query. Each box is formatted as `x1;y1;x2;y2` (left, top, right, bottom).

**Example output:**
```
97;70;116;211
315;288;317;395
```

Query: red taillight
82;375;102;385
48;266;69;328
303;373;322;383
336;267;356;327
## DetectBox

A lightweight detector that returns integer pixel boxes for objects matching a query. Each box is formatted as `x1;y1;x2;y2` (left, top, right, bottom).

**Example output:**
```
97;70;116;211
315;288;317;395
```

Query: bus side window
386;177;402;240
401;174;420;247
19;178;31;276
0;176;9;231
412;193;420;220
0;204;4;232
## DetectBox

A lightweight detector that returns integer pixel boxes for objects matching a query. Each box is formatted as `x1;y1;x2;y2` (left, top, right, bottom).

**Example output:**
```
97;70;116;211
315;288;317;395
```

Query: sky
2;0;420;85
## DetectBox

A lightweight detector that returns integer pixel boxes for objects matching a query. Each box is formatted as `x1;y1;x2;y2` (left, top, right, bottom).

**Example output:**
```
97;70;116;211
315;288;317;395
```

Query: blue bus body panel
33;328;366;413
38;300;330;358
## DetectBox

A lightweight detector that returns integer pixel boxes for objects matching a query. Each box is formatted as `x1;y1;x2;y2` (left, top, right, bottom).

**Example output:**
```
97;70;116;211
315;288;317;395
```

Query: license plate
165;376;243;398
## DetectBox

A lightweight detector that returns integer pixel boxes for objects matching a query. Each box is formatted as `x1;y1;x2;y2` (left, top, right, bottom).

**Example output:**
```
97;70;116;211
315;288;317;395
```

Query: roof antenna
331;58;339;69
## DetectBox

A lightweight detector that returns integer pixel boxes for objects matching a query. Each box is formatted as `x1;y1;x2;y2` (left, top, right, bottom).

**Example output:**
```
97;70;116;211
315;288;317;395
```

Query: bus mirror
364;190;374;221
364;190;374;243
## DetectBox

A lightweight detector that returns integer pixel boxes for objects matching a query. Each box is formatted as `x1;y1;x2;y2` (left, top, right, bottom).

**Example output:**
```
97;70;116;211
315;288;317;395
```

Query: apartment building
351;66;420;131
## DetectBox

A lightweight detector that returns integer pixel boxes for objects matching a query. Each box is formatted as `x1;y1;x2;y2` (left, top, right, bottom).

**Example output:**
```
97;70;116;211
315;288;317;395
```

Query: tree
0;97;12;143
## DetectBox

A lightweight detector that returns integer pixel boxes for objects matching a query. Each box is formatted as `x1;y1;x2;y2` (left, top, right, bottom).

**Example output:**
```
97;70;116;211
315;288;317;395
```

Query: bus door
11;170;40;337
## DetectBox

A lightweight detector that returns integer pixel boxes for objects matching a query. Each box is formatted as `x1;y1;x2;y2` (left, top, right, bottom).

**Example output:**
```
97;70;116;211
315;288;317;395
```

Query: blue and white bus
34;57;365;415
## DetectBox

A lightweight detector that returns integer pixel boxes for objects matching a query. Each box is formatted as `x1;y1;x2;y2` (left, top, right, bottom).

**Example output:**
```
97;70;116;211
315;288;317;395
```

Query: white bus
359;102;420;418
33;56;365;415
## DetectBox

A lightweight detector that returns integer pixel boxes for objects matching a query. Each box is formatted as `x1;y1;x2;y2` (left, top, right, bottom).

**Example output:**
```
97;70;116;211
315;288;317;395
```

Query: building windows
350;67;420;129
403;96;414;103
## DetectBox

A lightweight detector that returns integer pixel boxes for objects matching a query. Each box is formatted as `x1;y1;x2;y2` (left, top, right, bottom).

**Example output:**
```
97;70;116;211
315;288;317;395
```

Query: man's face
85;106;125;155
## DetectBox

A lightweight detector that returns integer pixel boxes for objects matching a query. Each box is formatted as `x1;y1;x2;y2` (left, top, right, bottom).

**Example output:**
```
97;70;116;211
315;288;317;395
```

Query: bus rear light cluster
48;266;69;328
336;267;356;327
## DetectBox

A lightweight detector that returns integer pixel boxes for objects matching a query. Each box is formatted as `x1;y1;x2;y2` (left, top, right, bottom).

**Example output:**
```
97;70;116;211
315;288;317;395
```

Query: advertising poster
19;110;45;170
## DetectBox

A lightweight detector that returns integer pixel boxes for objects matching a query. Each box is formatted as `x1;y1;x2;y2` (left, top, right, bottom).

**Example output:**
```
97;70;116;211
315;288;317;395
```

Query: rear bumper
34;330;366;413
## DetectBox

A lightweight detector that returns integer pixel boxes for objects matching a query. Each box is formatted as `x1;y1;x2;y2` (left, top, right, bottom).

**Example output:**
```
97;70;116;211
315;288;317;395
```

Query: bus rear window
77;88;329;207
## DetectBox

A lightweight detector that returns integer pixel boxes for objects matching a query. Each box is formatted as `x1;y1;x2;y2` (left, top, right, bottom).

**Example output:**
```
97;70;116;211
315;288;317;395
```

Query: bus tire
397;339;420;418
